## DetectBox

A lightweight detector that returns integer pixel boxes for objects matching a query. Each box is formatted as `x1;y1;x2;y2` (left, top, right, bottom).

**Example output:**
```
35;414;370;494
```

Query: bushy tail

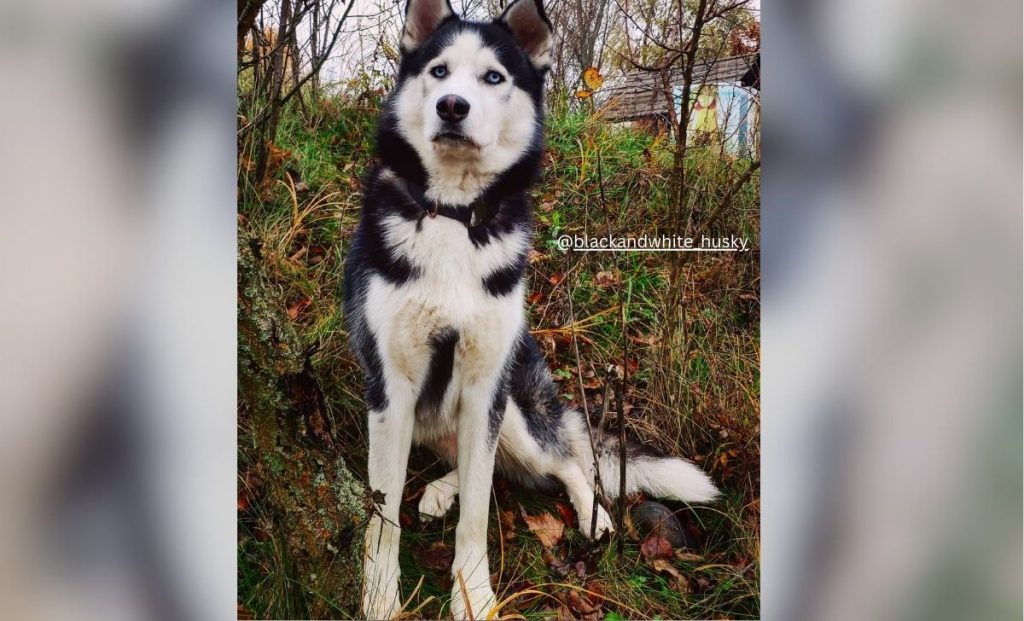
590;435;719;504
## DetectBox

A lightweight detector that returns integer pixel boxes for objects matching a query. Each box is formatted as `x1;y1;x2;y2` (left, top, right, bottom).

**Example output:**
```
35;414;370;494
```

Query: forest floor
238;91;760;620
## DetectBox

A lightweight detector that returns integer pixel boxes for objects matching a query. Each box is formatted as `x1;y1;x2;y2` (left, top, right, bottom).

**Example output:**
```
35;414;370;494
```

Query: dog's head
379;0;553;202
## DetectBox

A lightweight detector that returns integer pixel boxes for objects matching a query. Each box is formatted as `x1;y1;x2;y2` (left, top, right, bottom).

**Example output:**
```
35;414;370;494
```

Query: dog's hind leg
555;461;615;539
419;468;459;519
497;403;615;539
362;386;416;621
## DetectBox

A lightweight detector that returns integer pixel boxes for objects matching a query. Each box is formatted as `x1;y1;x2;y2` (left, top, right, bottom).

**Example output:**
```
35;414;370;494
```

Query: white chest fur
364;214;526;399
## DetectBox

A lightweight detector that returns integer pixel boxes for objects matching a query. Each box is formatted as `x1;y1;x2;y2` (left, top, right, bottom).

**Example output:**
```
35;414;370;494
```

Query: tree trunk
253;0;293;184
657;0;710;419
238;0;265;65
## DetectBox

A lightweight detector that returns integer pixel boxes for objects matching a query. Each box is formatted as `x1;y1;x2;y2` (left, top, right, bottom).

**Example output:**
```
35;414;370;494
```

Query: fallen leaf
651;559;690;593
594;271;618;287
564;589;602;620
548;272;565;286
527;291;544;305
554;501;577;528
528;248;546;264
575;560;588;579
521;508;565;549
674;550;705;563
543;548;572;577
499;509;518;542
650;558;681;579
640;534;673;560
585;581;606;600
417;541;455;573
286;297;312;320
575;89;593;99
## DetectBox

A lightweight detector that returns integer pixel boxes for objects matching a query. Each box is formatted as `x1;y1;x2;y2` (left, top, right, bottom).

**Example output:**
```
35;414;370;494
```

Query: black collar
403;179;494;228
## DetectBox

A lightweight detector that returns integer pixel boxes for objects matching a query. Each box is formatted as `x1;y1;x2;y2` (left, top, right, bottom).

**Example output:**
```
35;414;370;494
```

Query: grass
238;88;760;619
383;484;758;620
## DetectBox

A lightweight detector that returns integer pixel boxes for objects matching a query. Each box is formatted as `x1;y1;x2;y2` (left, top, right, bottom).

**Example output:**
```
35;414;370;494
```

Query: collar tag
399;176;491;227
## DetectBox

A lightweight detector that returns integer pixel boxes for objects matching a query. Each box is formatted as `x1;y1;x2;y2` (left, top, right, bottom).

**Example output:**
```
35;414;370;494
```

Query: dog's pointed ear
496;0;553;71
401;0;456;53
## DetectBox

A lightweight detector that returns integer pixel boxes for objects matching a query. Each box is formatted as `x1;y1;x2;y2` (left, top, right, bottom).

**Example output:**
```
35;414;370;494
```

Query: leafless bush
238;0;354;186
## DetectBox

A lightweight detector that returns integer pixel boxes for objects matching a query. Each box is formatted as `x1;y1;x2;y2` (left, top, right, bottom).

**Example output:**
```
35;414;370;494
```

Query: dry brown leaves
499;509;518;542
639;534;674;561
560;589;603;620
594;271;619;287
416;541;455;573
521;507;565;549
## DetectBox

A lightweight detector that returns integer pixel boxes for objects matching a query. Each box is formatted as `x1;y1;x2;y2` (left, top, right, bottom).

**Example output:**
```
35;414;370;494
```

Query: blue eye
484;70;505;85
430;65;448;78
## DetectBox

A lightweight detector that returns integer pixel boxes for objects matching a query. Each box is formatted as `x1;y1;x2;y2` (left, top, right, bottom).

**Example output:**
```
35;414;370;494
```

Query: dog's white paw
578;505;615;539
362;574;401;621
449;580;496;620
362;523;403;621
419;478;458;519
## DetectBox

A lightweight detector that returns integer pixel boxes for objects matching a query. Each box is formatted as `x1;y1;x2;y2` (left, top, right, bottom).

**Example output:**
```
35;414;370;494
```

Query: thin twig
615;278;631;553
565;269;609;539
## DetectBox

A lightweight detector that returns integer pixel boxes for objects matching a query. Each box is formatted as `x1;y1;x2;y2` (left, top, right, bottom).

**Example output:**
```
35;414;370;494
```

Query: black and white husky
343;0;718;617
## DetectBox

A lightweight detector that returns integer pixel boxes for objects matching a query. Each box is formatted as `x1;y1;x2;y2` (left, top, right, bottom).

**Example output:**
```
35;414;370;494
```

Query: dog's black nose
436;95;470;122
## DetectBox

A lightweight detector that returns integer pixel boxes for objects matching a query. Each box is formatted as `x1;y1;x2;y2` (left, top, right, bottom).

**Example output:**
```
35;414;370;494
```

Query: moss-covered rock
238;233;366;618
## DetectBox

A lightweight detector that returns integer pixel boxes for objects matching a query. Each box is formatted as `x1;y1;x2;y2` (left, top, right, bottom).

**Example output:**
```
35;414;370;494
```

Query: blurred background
0;0;1019;620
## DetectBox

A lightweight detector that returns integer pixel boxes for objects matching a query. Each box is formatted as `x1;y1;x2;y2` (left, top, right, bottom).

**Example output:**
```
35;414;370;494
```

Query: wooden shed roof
597;53;758;122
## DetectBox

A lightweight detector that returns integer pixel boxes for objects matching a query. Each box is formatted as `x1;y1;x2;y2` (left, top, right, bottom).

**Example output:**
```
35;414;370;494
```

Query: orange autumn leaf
287;297;312;320
582;66;605;90
575;89;593;99
521;508;565;548
554;501;577;528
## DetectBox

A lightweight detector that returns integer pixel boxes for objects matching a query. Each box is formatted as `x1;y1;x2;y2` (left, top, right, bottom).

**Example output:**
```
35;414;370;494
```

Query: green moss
238;235;367;618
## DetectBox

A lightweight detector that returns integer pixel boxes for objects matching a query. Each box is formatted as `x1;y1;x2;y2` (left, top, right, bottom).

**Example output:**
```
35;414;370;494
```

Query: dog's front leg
362;389;415;621
449;378;506;620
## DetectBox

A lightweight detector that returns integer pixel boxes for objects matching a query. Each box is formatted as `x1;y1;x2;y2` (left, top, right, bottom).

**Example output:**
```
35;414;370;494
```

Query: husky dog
343;0;718;617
